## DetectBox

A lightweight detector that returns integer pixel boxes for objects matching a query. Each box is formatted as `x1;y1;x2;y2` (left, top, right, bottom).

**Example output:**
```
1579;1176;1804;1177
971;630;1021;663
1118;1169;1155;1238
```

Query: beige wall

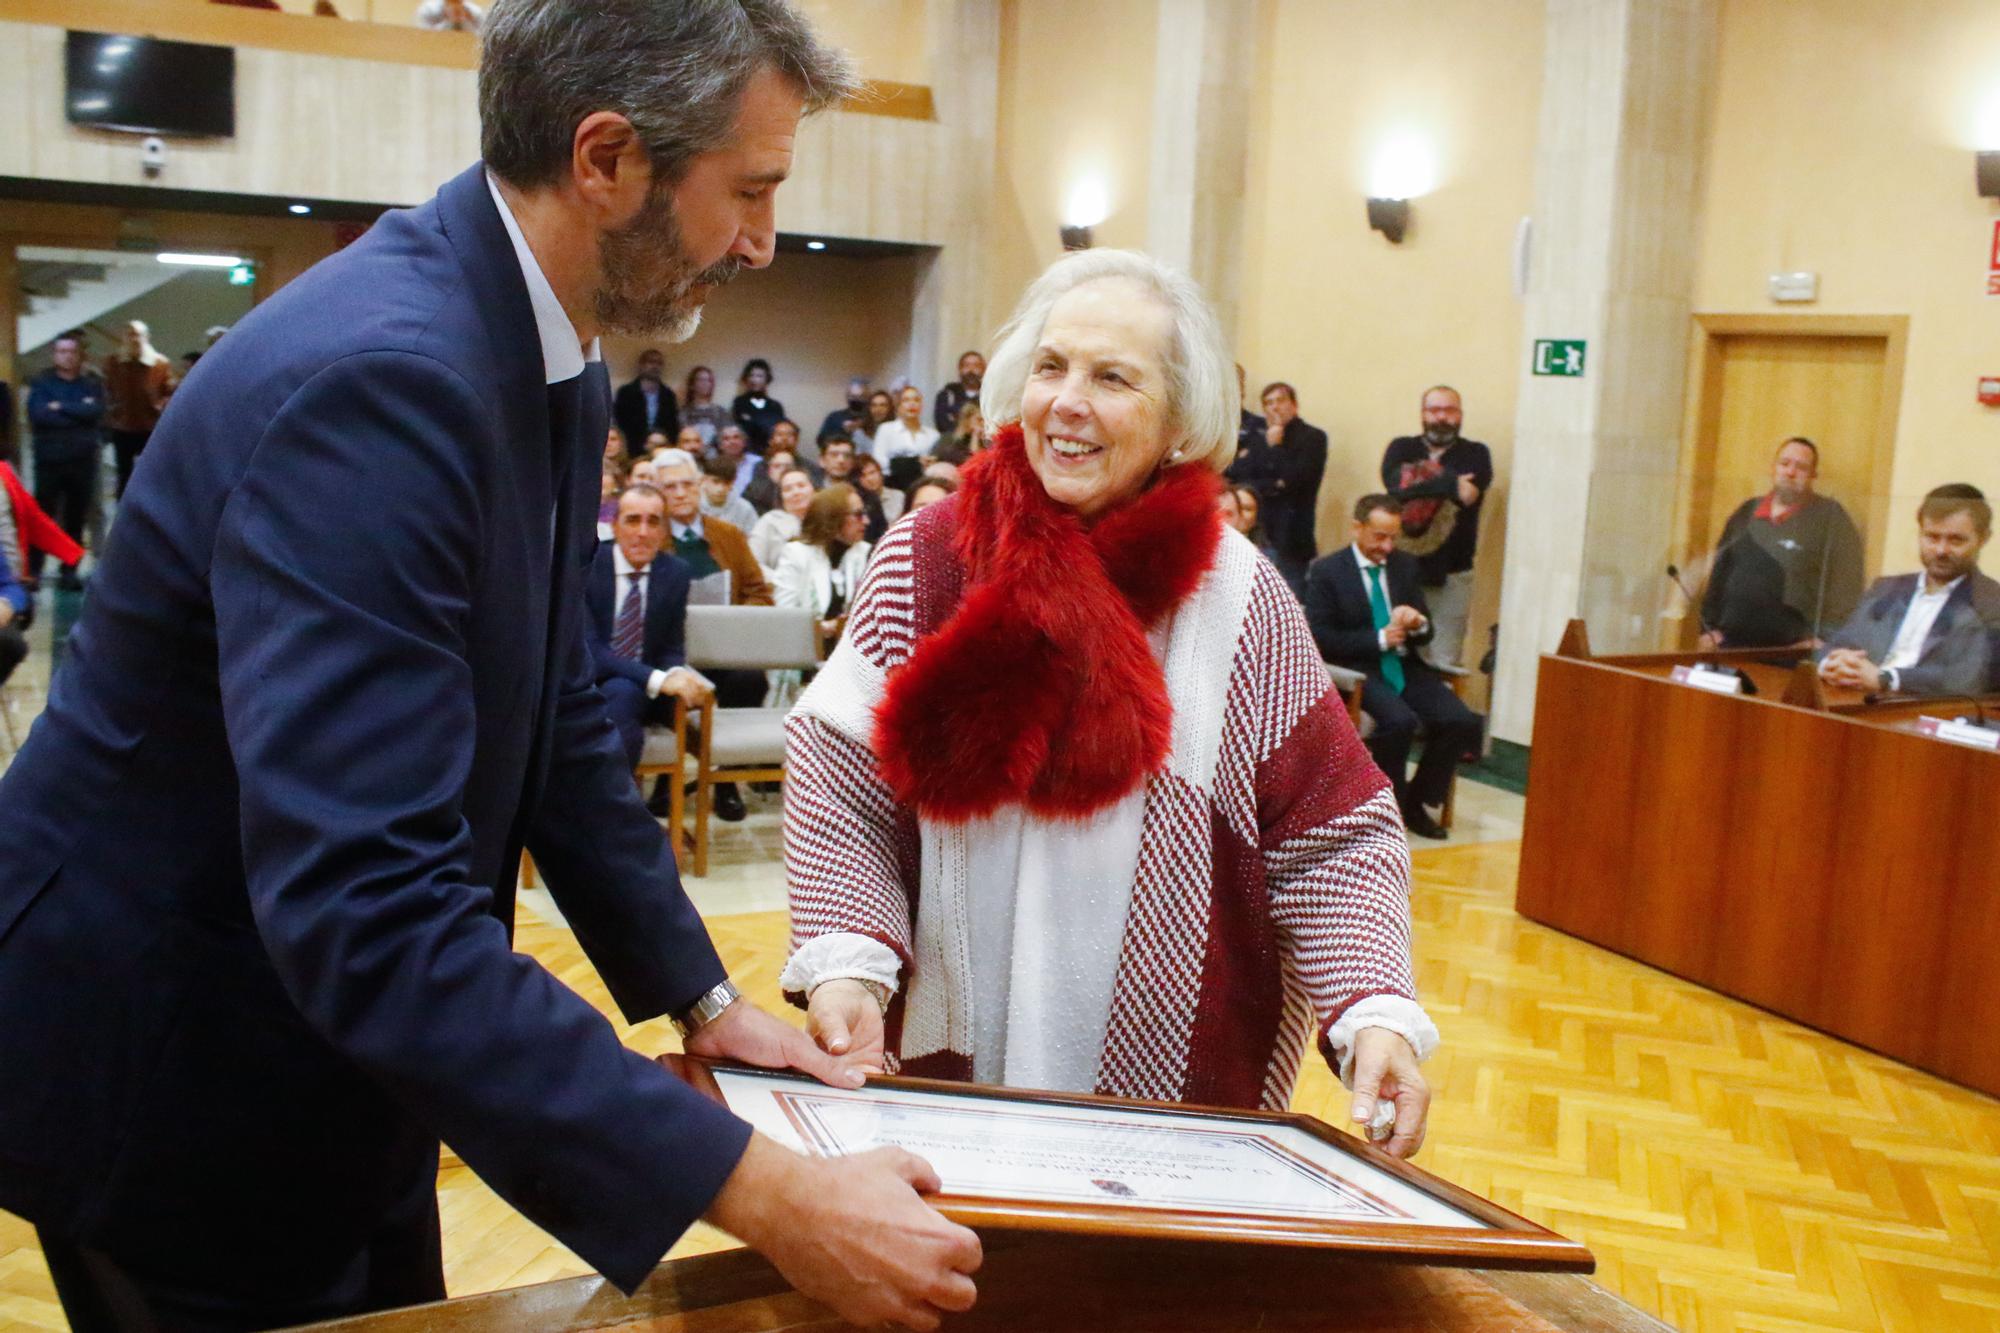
1239;0;1543;689
1692;0;2000;526
600;250;921;442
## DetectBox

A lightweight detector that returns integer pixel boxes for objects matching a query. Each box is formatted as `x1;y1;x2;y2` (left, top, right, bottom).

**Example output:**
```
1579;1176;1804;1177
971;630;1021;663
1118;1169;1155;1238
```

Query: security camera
140;136;166;178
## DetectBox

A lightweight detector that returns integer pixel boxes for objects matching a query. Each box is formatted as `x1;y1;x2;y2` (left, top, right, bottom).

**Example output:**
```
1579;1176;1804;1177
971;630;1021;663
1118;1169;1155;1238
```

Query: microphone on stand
1666;563;1712;640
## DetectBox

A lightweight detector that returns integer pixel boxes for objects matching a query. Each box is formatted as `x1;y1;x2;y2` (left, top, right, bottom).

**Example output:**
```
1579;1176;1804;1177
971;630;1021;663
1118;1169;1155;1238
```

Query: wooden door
1669;316;1906;648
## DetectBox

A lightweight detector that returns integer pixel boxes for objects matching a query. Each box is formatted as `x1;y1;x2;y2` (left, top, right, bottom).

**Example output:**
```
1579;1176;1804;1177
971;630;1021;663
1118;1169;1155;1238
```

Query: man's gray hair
652;447;700;479
480;0;859;191
980;249;1238;474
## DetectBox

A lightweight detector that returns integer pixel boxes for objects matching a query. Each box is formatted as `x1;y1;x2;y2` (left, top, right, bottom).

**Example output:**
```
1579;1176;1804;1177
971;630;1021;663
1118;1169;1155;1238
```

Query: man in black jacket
1305;495;1481;840
613;346;680;454
1380;386;1493;668
1227;380;1326;592
1698;437;1864;648
24;330;105;589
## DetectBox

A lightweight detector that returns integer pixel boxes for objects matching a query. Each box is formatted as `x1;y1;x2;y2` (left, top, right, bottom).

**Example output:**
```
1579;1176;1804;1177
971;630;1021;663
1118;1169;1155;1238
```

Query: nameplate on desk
1670;664;1744;695
1915;716;2000;751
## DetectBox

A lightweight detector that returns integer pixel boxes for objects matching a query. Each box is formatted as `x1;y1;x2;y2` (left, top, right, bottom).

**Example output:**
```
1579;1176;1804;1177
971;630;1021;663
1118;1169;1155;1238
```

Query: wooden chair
1323;661;1473;830
645;605;822;877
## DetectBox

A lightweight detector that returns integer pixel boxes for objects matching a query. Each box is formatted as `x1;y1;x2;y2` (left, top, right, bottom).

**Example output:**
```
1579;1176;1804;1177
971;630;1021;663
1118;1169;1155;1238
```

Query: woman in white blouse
772;483;871;646
750;466;818;572
868;385;940;489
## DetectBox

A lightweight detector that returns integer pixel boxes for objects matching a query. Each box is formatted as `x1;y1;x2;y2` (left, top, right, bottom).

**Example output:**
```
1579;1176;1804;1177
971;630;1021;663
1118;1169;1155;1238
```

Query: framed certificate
667;1058;1593;1272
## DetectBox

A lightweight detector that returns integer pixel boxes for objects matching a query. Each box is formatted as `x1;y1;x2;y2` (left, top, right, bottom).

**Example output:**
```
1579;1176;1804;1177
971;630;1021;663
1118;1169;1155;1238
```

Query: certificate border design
771;1088;1413;1222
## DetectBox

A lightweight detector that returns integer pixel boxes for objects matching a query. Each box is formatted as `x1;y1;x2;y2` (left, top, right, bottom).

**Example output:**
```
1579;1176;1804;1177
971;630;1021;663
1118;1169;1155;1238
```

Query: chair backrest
686;605;822;672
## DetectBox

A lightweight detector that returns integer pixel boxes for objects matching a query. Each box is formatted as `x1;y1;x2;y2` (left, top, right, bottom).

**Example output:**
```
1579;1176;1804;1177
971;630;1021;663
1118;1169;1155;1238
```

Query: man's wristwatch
672;979;742;1039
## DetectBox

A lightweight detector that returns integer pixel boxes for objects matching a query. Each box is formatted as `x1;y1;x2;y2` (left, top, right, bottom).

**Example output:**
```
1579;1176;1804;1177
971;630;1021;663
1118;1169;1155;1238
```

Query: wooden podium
1518;622;2000;1097
295;1235;1669;1332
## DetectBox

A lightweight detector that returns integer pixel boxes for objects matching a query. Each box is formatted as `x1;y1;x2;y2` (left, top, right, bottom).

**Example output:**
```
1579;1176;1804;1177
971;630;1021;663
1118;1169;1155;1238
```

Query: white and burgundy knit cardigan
782;506;1435;1111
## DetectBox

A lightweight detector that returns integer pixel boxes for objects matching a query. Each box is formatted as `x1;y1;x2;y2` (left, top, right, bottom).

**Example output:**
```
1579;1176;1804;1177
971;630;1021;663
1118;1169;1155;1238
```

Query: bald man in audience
1819;484;2000;697
1700;437;1864;649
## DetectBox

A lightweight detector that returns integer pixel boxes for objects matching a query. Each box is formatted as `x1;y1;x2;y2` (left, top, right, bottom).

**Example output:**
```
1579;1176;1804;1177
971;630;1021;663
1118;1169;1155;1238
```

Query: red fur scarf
874;423;1223;822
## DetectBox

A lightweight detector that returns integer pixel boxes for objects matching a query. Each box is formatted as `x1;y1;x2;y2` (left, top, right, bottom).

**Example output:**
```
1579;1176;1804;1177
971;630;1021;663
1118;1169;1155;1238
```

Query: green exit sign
228;263;255;287
1533;339;1586;377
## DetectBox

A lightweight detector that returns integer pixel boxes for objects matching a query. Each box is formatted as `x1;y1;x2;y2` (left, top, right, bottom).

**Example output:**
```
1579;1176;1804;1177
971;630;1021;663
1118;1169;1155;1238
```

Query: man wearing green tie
1302;494;1483;840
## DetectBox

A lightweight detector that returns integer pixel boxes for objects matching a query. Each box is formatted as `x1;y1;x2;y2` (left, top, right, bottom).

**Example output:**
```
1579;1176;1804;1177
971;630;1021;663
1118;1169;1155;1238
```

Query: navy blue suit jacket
586;546;692;686
0;164;749;1291
1820;569;2000;697
1303;547;1438;681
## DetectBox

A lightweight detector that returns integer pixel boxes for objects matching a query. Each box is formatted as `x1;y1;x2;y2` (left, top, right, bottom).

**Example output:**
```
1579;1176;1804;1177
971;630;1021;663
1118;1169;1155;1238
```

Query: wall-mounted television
66;31;235;139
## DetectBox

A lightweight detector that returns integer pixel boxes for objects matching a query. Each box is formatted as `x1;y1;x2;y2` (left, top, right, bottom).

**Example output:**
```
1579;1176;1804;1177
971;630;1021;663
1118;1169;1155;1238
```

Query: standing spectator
1226;380;1326;594
730;358;785;450
614;348;680;457
933;403;984;466
818;377;870;444
850;389;894;457
413;0;481;30
711;423;761;499
1235;364;1264;454
679;365;730;448
0;532;26;688
1698;436;1864;649
750;466;817;570
870;384;938;489
103;321;174;499
773;483;870;651
742;447;795;514
1380;385;1493;669
853;454;901;544
931;350;984;434
25;329;104;589
699;454;759;532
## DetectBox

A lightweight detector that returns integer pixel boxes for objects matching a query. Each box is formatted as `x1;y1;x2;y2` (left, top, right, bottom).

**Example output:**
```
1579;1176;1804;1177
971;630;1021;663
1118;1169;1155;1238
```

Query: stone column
1490;0;1716;744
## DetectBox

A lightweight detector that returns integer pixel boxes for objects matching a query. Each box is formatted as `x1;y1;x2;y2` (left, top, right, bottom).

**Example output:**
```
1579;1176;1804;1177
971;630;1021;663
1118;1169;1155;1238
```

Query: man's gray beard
1423;426;1459;446
595;187;739;343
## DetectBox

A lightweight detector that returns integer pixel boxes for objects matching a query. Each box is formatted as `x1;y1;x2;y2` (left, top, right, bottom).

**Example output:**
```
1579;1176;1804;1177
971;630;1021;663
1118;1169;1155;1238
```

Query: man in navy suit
1304;494;1482;841
588;481;711;775
0;2;980;1329
1819;483;2000;697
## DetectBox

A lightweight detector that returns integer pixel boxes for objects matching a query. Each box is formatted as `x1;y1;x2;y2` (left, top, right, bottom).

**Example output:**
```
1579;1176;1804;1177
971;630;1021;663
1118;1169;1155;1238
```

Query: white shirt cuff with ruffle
780;931;903;999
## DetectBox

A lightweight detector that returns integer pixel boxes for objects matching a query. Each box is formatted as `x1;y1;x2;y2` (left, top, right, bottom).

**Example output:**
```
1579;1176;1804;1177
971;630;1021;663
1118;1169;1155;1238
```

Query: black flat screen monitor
65;31;235;139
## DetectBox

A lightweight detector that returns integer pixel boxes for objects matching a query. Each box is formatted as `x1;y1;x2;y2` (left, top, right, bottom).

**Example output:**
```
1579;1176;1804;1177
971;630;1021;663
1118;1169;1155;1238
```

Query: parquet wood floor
4;837;1997;1331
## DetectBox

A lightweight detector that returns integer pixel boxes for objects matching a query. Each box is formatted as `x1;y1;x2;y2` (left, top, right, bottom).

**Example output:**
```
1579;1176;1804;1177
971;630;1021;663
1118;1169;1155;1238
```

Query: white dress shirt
871;420;939;467
610;546;675;699
484;173;599;384
1882;574;1964;688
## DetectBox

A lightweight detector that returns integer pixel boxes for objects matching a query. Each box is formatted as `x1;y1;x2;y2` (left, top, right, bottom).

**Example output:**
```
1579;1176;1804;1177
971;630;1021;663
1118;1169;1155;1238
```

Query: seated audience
699;454;759;532
1219;482;1278;567
598;454;631;539
673;424;706;454
1305;494;1482;840
710;423;762;500
871;385;940;489
584;485;711;798
750;466;818;570
1701;437;1864;648
0;550;25;688
850;389;895;456
907;474;957;514
854;453;901;543
921;459;960;486
933;403;985;466
817;433;860;505
768;417;807;471
731;358;786;450
413;0;481;30
1819;483;2000;697
642;430;673;454
773;484;871;650
654;449;774;822
1227;380;1327;593
742;448;796;515
931;350;985;435
818;377;871;444
679;365;729;449
602;425;626;466
614;348;679;455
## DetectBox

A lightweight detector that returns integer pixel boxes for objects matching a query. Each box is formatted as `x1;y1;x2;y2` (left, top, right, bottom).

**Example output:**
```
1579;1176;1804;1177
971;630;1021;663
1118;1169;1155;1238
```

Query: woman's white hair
980;249;1239;474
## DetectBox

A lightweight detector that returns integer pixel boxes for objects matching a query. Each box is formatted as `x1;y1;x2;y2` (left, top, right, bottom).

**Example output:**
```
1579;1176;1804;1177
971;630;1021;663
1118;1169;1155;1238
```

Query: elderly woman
773;483;871;648
750;465;818;571
780;251;1436;1157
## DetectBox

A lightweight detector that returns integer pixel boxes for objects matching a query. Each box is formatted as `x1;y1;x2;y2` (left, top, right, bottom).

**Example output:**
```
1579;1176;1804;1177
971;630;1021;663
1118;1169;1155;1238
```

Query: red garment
1;462;83;574
1752;491;1808;524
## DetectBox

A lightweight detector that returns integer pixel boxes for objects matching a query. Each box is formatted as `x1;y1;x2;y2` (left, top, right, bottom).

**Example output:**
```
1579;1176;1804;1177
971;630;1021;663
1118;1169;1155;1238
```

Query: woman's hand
807;978;887;1073
1349;1027;1430;1159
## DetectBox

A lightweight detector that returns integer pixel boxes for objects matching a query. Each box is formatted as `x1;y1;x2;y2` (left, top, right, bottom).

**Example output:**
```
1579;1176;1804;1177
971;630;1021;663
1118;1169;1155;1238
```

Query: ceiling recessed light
805;240;826;251
288;203;312;215
156;252;245;268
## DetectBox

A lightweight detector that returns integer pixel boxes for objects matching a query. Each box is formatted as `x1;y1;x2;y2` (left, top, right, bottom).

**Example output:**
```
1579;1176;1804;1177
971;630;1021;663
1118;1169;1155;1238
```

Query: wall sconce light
1979;151;2000;199
1062;177;1108;252
1367;197;1410;244
1060;224;1093;251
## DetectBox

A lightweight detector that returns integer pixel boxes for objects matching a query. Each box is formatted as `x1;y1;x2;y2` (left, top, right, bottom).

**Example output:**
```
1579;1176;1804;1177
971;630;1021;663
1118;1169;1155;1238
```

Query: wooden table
295;1236;1670;1332
1517;624;2000;1098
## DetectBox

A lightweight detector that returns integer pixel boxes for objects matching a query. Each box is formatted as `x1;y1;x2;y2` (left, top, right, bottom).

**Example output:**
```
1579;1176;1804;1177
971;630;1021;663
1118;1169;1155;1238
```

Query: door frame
1667;313;1908;648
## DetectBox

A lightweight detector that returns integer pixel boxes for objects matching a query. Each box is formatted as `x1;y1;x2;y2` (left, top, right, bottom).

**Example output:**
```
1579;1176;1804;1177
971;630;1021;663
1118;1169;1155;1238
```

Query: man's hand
683;998;867;1089
660;667;712;710
1265;422;1284;447
1382;623;1408;649
806;979;887;1073
1389;605;1425;632
1349;1028;1429;1159
1456;474;1480;507
0;601;12;630
707;1135;982;1331
1697;630;1722;651
1818;648;1881;692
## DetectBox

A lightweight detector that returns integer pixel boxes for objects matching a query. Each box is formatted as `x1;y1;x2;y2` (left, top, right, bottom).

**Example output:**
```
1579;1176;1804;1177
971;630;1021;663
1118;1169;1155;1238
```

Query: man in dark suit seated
588;483;712;801
1819;483;2000;697
612;346;680;456
0;2;979;1328
1305;494;1482;840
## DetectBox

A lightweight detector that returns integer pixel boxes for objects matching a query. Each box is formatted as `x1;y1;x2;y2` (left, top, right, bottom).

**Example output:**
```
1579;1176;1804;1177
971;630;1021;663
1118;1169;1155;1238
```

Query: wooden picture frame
664;1057;1594;1274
